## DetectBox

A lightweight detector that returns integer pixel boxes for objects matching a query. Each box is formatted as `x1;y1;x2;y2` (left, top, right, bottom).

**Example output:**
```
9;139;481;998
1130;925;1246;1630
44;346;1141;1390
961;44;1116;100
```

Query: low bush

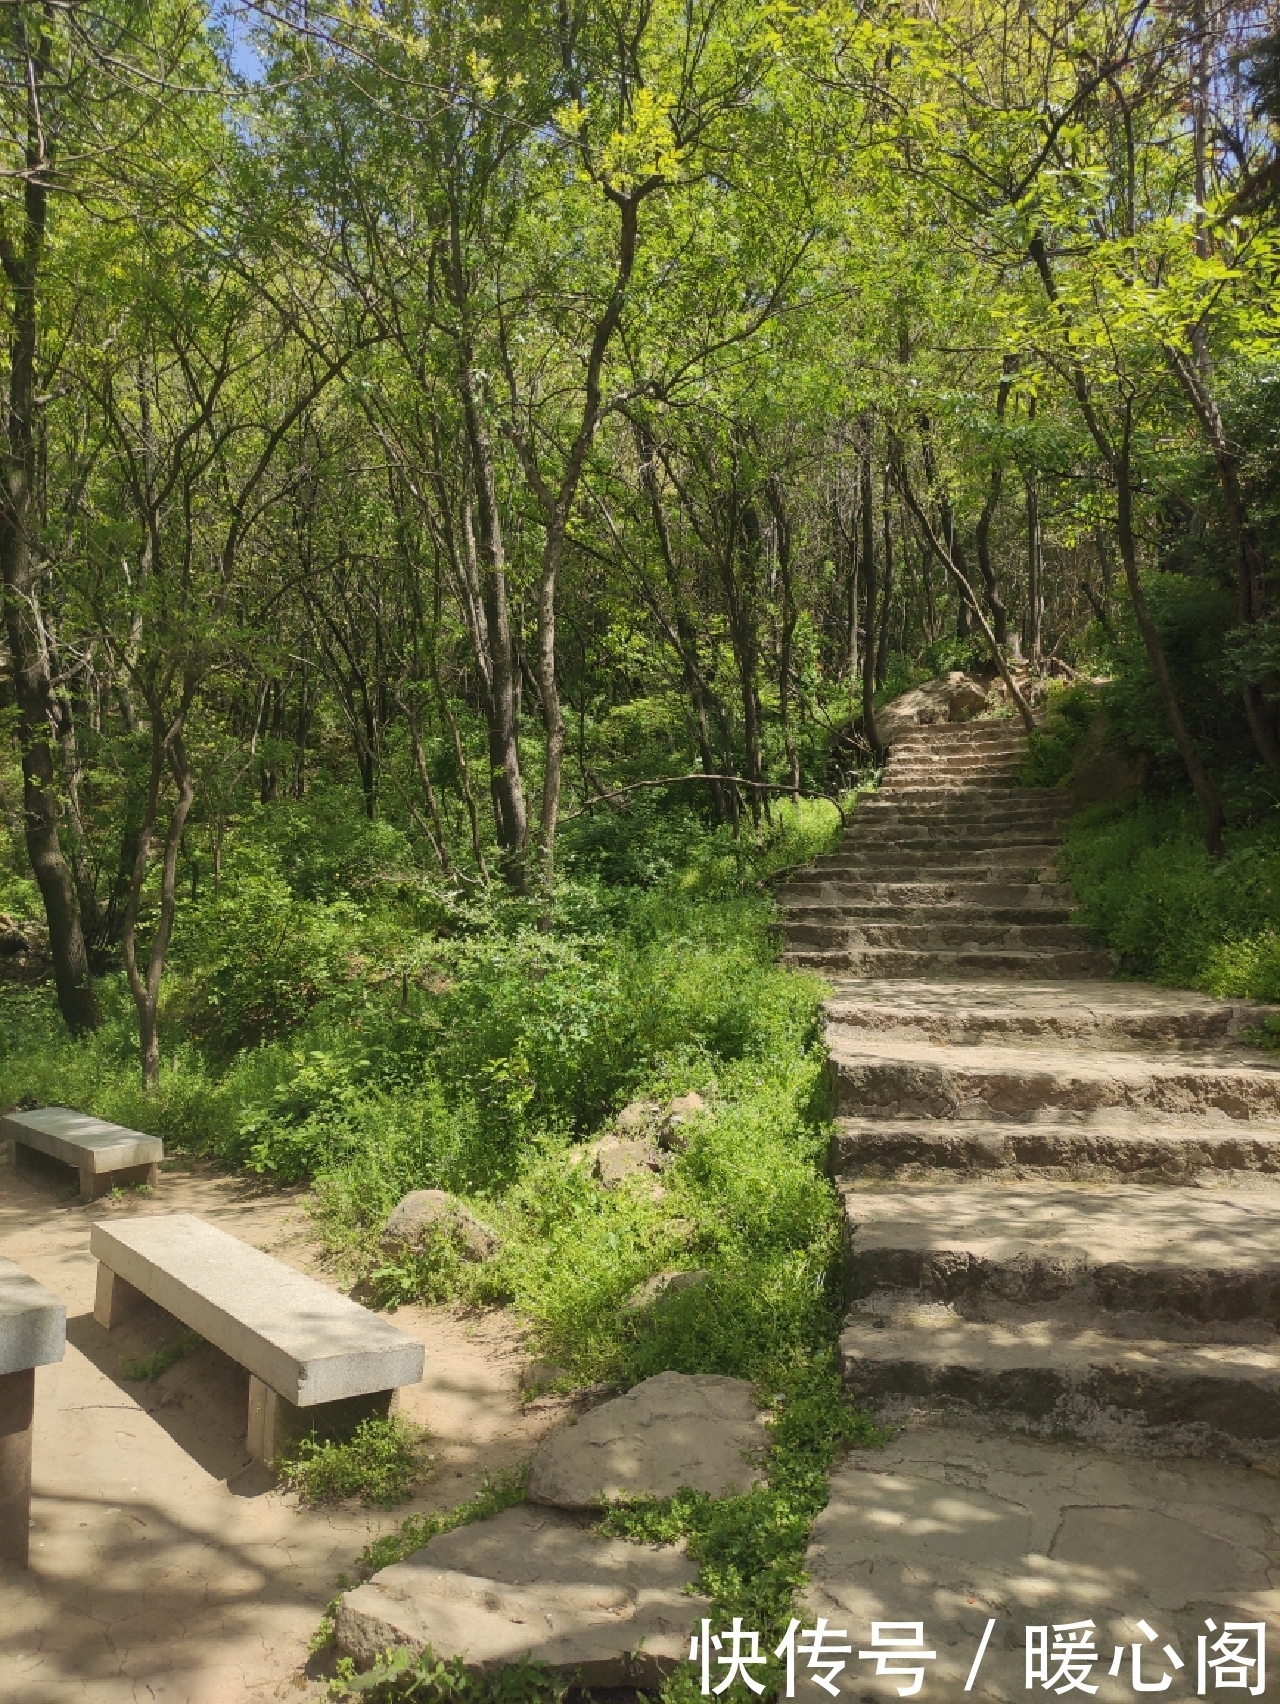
1062;796;1280;995
278;1414;430;1508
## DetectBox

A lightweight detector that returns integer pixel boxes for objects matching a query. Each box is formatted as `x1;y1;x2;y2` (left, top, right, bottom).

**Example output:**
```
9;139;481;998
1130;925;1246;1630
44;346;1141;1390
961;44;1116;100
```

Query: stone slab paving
336;1503;708;1685
803;1424;1280;1703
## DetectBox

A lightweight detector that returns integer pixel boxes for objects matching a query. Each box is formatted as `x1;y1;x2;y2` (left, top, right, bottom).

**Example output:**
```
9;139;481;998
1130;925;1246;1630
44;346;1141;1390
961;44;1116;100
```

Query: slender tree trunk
876;463;894;687
1026;470;1043;662
860;446;882;760
1115;447;1224;855
0;55;97;1033
121;711;196;1088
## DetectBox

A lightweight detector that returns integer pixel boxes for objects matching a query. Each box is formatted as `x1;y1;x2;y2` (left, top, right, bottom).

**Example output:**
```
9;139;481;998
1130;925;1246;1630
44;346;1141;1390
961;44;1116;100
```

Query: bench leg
93;1263;147;1330
79;1161;158;1203
246;1378;397;1463
0;1368;34;1567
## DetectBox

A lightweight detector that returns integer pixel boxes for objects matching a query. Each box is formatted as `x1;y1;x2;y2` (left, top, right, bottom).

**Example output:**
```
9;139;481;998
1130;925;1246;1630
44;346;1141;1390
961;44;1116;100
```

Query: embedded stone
382;1190;500;1261
659;1092;706;1151
614;1098;662;1135
591;1135;665;1188
335;1503;708;1685
621;1270;709;1312
526;1369;769;1509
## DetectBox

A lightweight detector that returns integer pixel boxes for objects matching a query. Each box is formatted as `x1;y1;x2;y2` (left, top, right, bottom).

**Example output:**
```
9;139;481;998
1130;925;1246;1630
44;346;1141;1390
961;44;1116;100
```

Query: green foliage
278;1415;429;1508
1019;682;1099;787
119;1332;204;1381
1062;798;1280;992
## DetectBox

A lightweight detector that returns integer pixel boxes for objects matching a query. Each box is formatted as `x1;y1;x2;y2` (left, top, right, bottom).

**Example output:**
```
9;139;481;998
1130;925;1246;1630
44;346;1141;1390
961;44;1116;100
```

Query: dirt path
0;1152;573;1703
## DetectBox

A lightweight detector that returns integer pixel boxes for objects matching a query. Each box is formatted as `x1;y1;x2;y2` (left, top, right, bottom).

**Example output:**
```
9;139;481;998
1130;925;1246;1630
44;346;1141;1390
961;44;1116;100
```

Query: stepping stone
803;1426;1280;1702
335;1503;708;1686
527;1370;769;1509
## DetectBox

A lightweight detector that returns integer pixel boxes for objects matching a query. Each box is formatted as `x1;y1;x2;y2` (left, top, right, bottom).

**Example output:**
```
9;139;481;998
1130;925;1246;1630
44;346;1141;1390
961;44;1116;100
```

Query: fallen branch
560;773;850;826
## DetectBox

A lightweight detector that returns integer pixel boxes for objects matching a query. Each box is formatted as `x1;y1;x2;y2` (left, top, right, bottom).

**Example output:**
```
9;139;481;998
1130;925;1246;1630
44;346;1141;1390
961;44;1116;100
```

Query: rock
591;1135;666;1188
615;1098;662;1135
526;1369;769;1509
335;1503;708;1686
658;1091;706;1151
382;1190;500;1262
947;679;990;721
621;1269;709;1312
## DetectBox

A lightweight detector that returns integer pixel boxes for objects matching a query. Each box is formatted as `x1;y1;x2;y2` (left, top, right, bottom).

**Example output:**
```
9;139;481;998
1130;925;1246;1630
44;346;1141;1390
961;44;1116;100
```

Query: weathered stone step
784;921;1092;952
841;1179;1280;1317
824;980;1277;1047
784;946;1113;977
831;1114;1280;1181
838;1291;1280;1461
855;799;1069;820
775;880;1076;907
829;1033;1280;1120
816;842;1063;868
782;901;1076;926
841;832;1067;856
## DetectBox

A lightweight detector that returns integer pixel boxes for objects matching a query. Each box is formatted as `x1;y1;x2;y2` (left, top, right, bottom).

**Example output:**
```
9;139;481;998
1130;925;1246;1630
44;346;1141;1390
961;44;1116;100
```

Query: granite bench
0;1257;66;1566
3;1106;163;1202
90;1214;425;1461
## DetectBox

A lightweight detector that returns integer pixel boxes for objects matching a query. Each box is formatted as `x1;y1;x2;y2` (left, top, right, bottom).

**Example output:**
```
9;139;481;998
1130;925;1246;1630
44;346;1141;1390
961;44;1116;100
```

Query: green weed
278;1415;431;1509
119;1332;204;1381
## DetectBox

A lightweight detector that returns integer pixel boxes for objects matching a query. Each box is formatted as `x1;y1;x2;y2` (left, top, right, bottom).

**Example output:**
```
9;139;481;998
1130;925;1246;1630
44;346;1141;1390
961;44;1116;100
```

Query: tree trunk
0;56;98;1033
121;713;196;1088
1115;452;1224;855
860;446;882;761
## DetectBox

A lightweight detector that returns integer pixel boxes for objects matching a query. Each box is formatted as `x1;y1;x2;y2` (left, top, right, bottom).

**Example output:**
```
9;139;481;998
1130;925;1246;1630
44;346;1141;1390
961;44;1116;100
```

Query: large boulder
382;1190;500;1262
335;1503;708;1686
526;1369;769;1510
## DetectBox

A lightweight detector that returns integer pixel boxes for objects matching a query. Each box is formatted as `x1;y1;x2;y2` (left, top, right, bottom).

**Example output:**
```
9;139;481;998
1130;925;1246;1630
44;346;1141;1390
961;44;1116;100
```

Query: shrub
1019;681;1098;787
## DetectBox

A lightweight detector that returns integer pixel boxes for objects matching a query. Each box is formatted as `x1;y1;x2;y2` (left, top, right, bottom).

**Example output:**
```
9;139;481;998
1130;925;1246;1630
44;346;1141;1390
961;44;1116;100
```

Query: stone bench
90;1214;425;1461
0;1258;66;1567
3;1106;163;1202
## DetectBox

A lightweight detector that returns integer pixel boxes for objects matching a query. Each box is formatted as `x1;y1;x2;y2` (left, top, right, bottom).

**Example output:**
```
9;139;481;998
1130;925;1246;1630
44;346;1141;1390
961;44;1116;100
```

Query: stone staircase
777;720;1280;1467
776;722;1114;978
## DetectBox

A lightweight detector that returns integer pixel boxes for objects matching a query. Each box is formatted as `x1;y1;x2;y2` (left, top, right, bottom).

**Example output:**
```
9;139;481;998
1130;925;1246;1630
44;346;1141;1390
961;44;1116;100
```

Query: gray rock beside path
334;1503;708;1686
527;1369;769;1509
382;1190;500;1261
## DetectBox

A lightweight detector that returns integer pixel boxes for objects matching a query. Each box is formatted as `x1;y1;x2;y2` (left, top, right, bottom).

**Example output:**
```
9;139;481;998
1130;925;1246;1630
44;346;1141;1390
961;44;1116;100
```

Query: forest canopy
1;0;1279;1081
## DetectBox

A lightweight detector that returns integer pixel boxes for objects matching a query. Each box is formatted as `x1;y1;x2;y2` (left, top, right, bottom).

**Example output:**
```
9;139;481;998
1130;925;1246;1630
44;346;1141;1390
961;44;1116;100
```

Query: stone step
775;880;1076;907
783;921;1094;952
844;833;1064;851
855;800;1069;820
840;1179;1280;1318
818;839;1063;863
828;1034;1280;1120
824;981;1277;1046
784;946;1114;977
782;902;1077;926
831;1114;1280;1181
838;1291;1280;1461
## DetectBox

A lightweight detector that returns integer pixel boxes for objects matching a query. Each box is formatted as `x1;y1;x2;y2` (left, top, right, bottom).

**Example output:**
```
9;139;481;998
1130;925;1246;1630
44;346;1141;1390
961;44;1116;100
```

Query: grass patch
119;1332;204;1381
329;1649;565;1702
279;1414;431;1509
351;1466;530;1578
